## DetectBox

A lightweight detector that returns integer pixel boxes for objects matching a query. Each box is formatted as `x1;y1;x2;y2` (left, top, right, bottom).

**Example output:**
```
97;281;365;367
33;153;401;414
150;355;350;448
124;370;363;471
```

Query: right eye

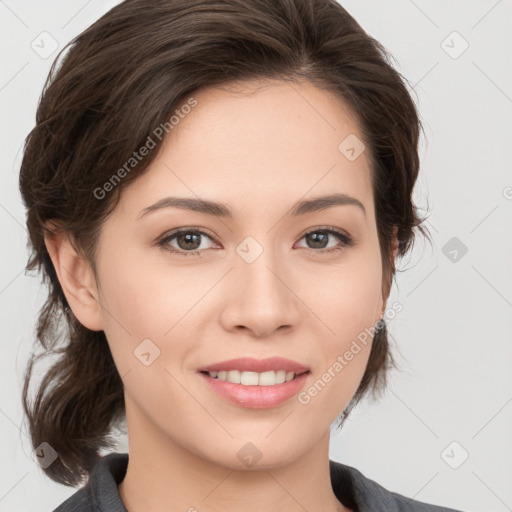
157;228;221;257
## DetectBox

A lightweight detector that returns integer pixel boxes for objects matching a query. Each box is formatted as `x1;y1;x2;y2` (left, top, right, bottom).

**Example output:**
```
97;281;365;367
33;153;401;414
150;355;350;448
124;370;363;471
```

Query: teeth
208;370;297;386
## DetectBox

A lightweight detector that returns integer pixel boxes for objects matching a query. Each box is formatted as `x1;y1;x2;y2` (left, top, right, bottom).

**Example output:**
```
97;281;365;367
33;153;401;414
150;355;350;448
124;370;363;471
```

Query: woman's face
91;79;386;468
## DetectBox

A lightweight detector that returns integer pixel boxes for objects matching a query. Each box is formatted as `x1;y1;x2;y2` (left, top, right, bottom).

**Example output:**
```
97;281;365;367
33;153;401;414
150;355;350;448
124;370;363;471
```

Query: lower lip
199;371;310;409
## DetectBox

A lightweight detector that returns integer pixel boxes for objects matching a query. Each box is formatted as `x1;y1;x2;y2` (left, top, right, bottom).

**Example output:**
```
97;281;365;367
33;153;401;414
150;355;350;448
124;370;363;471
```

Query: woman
18;0;463;510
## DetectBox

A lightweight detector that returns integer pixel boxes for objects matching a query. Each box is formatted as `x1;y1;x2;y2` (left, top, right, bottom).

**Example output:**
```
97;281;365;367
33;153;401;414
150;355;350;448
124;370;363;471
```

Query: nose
219;246;302;339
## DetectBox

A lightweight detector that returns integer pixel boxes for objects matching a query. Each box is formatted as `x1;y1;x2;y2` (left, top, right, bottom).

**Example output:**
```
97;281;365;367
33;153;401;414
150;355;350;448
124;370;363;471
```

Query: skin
46;79;398;512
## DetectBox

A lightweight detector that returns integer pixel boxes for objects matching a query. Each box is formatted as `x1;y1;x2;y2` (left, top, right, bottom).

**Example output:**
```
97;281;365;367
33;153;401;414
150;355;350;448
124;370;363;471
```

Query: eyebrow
136;192;366;220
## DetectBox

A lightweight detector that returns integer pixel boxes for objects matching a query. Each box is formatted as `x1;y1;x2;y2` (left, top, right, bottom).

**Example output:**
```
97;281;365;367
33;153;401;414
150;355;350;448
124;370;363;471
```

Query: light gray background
1;1;511;511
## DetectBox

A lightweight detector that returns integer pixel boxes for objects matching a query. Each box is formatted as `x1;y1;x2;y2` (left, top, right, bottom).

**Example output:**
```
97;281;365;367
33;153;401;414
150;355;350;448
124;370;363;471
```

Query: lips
197;356;310;374
199;370;311;409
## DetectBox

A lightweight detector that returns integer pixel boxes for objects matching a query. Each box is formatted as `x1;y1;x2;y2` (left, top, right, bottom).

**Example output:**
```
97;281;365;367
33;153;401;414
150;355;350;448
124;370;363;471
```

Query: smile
199;370;311;409
203;369;306;386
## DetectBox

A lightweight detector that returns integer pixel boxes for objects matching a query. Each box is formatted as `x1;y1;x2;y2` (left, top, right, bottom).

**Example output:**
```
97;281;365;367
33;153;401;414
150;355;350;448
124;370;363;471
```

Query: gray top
52;452;464;511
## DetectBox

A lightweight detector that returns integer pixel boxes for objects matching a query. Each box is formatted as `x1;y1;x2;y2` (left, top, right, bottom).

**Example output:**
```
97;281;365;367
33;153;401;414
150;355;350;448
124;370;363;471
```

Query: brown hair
19;0;430;487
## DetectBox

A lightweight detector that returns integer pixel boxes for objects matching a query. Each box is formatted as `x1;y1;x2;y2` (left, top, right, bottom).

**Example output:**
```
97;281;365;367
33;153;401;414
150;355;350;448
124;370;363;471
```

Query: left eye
157;227;354;257
296;228;354;252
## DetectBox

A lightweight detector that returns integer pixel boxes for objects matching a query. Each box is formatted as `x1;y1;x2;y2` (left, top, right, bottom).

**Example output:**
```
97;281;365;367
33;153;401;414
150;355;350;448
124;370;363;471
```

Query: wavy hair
19;0;430;487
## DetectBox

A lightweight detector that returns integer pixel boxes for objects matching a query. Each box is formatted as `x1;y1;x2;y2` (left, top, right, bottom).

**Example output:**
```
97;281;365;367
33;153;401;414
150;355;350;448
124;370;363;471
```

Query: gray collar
53;452;463;512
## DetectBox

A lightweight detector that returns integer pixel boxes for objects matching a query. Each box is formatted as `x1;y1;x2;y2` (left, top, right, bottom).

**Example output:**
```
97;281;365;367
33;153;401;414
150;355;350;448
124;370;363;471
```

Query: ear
377;226;400;322
43;223;104;331
391;225;399;260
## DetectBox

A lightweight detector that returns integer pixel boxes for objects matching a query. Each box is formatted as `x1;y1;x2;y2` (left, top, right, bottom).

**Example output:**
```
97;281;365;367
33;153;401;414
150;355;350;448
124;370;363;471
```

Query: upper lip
197;357;310;374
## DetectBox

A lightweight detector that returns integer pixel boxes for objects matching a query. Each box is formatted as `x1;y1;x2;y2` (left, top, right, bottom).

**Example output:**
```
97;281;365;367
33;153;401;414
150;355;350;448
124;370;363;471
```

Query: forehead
116;79;375;222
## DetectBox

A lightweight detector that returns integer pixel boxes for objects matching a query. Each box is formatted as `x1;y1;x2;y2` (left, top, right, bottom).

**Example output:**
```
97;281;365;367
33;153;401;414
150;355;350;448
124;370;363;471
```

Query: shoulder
329;459;465;512
51;452;129;512
51;486;94;512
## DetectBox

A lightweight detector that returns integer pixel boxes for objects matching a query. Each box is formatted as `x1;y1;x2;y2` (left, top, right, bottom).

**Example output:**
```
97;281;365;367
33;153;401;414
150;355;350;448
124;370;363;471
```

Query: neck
118;401;350;512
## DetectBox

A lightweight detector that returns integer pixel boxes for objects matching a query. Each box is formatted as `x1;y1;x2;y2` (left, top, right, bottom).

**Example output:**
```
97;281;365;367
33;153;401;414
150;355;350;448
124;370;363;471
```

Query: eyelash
156;226;355;258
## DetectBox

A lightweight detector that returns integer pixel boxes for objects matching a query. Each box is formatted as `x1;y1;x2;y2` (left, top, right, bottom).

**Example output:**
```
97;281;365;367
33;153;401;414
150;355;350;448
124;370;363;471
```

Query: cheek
302;253;382;334
299;251;382;393
95;247;216;375
92;248;171;373
97;248;178;333
298;268;380;420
